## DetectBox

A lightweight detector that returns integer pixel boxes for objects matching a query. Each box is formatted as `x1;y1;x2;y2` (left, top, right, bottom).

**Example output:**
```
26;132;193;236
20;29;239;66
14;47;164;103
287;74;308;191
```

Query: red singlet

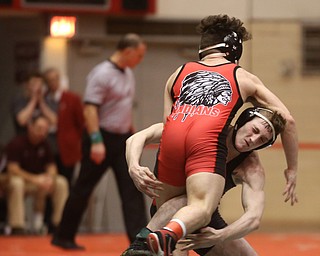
158;62;243;186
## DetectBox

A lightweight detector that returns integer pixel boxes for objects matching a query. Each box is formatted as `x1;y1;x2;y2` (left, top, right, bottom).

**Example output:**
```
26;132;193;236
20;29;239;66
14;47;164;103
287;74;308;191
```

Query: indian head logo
172;70;233;122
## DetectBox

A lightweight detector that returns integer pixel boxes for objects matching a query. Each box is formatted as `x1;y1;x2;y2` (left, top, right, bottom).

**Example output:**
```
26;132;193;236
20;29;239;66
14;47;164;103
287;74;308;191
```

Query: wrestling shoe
146;229;178;256
121;237;152;256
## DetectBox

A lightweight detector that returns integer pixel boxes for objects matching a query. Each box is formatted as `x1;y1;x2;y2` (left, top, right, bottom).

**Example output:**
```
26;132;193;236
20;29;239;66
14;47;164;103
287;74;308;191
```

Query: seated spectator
11;71;64;232
5;115;68;235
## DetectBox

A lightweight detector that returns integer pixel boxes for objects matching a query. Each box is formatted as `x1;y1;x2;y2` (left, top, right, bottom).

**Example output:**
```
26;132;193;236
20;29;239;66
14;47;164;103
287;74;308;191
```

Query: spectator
12;71;56;135
52;33;148;250
5;115;68;235
43;67;84;188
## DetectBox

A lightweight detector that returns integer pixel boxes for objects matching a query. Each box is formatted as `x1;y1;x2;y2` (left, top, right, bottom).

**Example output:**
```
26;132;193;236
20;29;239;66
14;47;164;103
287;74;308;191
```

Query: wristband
90;131;103;144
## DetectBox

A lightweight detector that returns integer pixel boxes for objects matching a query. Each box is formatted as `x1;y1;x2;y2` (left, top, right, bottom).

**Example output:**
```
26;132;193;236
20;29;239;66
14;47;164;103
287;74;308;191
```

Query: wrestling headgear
199;31;243;63
232;107;277;151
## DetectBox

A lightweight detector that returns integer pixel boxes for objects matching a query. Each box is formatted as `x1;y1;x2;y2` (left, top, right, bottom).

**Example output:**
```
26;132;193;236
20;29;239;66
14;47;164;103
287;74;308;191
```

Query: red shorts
157;116;228;186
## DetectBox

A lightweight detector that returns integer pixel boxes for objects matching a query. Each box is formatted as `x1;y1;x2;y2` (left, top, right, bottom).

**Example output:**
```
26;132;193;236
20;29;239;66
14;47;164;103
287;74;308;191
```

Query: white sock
33;212;44;230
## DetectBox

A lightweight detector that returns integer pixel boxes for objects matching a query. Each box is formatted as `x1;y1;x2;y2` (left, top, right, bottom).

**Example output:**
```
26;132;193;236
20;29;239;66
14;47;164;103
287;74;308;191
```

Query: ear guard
232;107;277;151
199;31;243;63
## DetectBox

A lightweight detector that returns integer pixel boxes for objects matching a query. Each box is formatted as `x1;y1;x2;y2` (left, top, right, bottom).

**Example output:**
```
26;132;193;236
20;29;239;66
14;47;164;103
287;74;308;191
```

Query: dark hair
116;33;144;50
26;71;43;82
197;14;252;50
259;109;287;136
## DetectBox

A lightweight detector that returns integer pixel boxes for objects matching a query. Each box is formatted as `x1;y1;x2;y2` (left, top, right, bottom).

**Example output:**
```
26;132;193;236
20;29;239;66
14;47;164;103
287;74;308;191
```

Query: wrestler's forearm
219;193;264;242
281;117;298;172
126;123;163;168
219;211;261;242
126;134;146;168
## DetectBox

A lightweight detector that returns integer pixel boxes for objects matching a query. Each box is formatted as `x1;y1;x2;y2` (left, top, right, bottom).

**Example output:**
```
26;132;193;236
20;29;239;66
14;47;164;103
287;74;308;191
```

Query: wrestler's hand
178;227;223;251
283;168;298;206
128;164;163;199
90;142;106;164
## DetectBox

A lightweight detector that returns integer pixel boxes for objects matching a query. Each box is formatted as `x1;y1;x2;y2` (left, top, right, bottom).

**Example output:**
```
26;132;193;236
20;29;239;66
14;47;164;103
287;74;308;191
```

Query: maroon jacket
57;91;84;166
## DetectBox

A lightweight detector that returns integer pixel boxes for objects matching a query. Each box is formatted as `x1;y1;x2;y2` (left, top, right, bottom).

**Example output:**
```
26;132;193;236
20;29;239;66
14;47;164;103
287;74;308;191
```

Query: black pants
55;154;76;191
55;130;147;243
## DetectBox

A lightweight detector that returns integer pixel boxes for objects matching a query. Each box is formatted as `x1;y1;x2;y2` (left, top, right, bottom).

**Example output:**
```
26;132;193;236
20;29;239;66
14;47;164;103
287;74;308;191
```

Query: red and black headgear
199;31;243;64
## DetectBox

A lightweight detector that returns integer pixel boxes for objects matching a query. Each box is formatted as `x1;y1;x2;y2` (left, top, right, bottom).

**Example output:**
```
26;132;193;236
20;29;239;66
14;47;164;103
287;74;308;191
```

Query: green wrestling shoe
121;237;153;256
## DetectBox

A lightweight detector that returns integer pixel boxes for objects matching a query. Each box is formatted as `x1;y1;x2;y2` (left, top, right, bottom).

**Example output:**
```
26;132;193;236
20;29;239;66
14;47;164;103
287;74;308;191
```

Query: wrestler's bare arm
125;123;164;198
218;152;265;241
237;68;298;205
178;152;264;251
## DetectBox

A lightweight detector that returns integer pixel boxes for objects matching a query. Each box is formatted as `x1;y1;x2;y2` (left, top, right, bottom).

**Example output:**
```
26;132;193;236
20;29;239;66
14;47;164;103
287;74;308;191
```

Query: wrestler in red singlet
158;62;243;186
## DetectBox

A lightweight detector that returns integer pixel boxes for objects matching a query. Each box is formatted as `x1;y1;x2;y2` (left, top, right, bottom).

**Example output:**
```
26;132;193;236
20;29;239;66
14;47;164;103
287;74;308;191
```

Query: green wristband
90;131;103;144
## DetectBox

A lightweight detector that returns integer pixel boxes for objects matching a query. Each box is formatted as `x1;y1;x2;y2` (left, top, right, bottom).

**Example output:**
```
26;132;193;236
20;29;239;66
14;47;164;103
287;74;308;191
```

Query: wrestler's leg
207;238;258;256
148;172;225;256
121;194;187;256
148;197;189;256
148;195;187;231
154;183;186;209
170;172;225;234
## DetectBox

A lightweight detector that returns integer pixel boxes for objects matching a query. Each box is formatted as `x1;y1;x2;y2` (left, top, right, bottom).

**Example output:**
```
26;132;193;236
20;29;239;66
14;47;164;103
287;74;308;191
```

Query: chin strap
231;127;242;153
199;32;243;63
198;43;227;60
